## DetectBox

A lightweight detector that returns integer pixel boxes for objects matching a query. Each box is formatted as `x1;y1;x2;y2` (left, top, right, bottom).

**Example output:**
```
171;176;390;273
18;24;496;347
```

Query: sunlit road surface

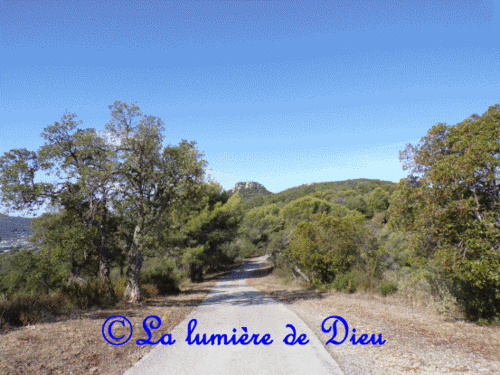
123;256;345;375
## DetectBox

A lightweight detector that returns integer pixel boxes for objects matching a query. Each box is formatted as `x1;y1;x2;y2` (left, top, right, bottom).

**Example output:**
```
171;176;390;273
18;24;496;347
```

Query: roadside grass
0;260;245;375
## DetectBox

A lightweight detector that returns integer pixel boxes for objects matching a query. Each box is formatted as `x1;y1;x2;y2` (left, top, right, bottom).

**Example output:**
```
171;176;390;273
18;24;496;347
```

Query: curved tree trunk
124;224;142;303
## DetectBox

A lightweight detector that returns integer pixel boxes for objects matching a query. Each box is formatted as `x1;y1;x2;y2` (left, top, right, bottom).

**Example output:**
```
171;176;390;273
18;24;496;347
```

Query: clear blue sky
2;0;499;218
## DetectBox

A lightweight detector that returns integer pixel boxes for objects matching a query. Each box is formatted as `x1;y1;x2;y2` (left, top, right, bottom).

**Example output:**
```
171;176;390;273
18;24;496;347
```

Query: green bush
331;273;357;293
289;213;371;284
140;263;181;295
239;238;258;259
379;281;398;296
344;196;368;216
0;248;67;296
219;240;241;262
267;228;295;270
452;277;500;321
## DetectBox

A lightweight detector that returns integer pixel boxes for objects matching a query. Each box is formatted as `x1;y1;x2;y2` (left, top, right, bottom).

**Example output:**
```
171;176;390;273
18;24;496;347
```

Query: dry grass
0;262;244;375
247;262;500;374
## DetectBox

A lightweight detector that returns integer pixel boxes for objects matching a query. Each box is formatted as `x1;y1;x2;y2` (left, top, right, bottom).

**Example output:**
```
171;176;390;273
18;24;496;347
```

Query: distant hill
0;214;34;242
242;178;398;210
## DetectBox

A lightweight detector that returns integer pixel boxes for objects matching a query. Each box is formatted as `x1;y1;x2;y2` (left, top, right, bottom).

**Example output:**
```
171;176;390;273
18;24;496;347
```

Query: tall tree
103;101;209;302
0;113;119;283
389;104;500;319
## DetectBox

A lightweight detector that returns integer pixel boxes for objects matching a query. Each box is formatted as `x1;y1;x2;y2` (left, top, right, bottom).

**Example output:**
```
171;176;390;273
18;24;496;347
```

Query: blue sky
1;0;499;218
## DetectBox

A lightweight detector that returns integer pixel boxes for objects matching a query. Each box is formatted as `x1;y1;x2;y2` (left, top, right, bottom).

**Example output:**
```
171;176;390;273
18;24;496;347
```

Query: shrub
113;277;127;301
141;284;159;299
140;264;181;295
331;273;357;293
0;293;70;330
289;213;371;284
267;228;295;270
344;196;368;216
451;277;500;321
333;197;346;205
379;281;398;296
62;279;117;310
239;238;258;259
383;266;460;318
219;240;241;262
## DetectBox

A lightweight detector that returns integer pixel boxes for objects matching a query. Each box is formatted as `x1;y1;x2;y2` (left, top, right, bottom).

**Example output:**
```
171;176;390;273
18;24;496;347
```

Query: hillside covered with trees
0;102;499;330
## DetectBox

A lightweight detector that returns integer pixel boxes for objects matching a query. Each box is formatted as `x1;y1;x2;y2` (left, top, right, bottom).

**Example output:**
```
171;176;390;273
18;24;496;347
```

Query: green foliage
238;238;259;258
365;187;391;218
329;203;366;220
30;210;99;278
163;191;245;278
140;260;181;295
377;231;411;268
288;212;372;284
389;104;500;320
379;281;398;296
344;196;368;216
281;196;334;226
244;179;397;211
238;203;285;250
218;239;242;261
267;227;294;270
0;248;66;296
331;273;357;293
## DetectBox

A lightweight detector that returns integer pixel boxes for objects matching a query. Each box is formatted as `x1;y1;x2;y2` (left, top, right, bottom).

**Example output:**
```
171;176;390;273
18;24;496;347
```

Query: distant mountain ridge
0;214;34;241
0;214;37;253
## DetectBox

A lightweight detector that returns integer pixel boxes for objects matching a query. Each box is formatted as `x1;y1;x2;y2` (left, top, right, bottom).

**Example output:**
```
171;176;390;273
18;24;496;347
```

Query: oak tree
389;104;500;319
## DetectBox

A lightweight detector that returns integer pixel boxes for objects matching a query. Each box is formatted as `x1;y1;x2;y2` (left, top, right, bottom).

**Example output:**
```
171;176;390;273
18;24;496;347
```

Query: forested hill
0;178;396;242
236;178;398;210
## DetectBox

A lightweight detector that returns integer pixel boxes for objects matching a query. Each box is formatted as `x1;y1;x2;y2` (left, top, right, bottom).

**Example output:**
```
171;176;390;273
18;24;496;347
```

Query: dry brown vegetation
0;262;244;375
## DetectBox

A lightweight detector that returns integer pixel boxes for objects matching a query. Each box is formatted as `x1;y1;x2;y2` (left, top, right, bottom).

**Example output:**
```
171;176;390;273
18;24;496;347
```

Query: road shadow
199;288;325;307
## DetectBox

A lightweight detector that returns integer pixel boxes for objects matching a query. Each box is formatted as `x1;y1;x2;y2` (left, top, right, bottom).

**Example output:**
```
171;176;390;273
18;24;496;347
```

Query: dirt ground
247;262;500;374
2;258;499;375
0;262;244;375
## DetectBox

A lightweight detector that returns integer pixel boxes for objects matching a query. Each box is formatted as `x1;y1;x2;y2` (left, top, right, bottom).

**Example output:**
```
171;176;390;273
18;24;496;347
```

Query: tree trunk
293;265;310;282
189;263;203;283
98;207;111;281
68;252;90;286
124;224;143;303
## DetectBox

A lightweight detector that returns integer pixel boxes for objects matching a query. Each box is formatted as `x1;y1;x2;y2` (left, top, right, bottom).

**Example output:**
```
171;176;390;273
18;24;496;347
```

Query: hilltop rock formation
227;181;272;200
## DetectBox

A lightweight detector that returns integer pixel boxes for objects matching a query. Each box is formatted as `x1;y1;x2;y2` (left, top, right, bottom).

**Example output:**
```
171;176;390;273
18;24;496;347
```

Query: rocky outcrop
229;181;269;194
228;181;272;199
